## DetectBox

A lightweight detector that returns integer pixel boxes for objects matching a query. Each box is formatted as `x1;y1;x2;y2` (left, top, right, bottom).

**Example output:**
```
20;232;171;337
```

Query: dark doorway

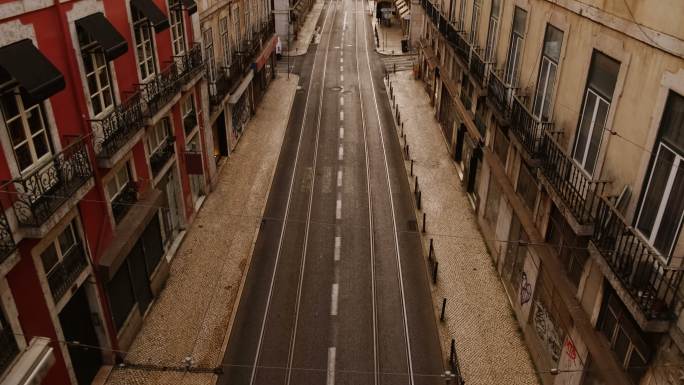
128;241;153;315
212;112;229;163
58;286;102;385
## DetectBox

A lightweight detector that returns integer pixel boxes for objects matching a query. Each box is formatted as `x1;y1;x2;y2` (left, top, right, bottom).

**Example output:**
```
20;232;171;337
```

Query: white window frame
132;9;158;82
106;162;132;206
168;0;186;56
220;16;231;69
204;28;216;83
148;118;171;155
0;90;53;173
484;0;499;62
572;89;610;175
470;0;480;43
504;7;526;87
458;0;467;30
532;56;558;121
233;4;241;52
181;93;197;135
636;142;684;259
80;49;114;117
40;221;82;281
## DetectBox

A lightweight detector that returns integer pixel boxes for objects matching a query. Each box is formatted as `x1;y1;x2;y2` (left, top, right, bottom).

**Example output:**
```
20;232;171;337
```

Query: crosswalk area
381;54;417;73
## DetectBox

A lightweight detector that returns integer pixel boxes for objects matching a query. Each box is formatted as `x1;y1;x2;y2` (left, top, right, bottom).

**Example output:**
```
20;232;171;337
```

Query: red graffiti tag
564;338;577;361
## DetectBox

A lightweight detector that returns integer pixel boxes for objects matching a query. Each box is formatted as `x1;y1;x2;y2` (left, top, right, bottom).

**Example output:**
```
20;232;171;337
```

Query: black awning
182;0;197;14
0;39;65;101
76;13;128;61
131;0;170;32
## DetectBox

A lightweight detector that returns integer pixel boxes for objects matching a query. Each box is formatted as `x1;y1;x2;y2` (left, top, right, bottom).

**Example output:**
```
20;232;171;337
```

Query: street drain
407;220;417;231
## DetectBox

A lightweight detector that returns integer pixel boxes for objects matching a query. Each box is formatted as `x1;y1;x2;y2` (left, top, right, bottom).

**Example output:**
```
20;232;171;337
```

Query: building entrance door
128;241;153;315
58;285;102;385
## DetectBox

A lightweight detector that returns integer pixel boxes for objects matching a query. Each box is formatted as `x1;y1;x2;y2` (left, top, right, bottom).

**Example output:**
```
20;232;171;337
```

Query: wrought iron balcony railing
510;93;554;157
454;31;471;65
46;242;88;301
177;43;205;83
469;48;490;86
540;132;609;225
140;62;182;118
92;92;145;159
210;61;245;108
0;210;15;265
593;196;683;320
149;137;175;176
111;182;138;223
9;139;93;227
460;84;472;110
439;15;448;36
487;68;514;116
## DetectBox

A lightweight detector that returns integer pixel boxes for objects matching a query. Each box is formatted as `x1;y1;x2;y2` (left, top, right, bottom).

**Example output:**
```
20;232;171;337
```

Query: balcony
8;139;94;237
487;68;514;117
0;209;16;266
539;132;609;232
469;48;490;86
210;60;246;109
453;31;471;65
92;92;145;168
149;136;175;176
591;196;683;328
177;43;205;87
140;62;182;120
509;93;554;158
46;242;88;301
439;15;448;36
111;182;138;223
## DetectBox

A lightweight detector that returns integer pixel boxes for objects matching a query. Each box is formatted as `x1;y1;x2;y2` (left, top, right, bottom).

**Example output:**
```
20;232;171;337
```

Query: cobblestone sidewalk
102;74;300;385
387;71;540;385
284;0;324;56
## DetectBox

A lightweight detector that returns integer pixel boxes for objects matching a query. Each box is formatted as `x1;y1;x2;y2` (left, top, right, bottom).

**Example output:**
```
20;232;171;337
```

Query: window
182;93;197;135
484;178;501;227
204;28;216;83
469;0;481;43
597;289;650;384
168;0;186;56
78;31;114;116
532;25;563;121
484;0;500;61
573;51;620;175
0;91;52;172
516;163;537;211
107;162;134;222
233;4;241;52
504;7;526;87
132;7;158;81
493;125;509;164
106;260;136;330
220;17;231;69
245;4;251;41
546;206;588;288
40;220;87;301
148;118;171;154
458;0;467;30
636;91;684;259
0;306;19;376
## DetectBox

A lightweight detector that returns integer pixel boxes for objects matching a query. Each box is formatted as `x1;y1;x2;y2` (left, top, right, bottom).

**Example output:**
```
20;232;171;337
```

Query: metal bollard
429;238;434;259
393;63;396;73
433;261;439;284
414;176;419;192
450;339;456;363
405;144;409;158
417;190;422;210
422;212;426;233
440;298;446;321
410;159;414;176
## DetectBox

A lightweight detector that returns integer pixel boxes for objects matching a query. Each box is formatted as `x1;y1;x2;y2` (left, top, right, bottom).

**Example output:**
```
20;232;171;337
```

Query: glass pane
32;132;50;158
653;161;684;256
533;60;549;118
512;7;526;35
15;144;32;171
41;244;59;273
99;69;110;88
660;91;684;154
637;146;675;237
0;93;20;119
82;54;94;73
613;327;631;363
87;73;98;96
25;106;44;135
58;225;76;253
543;25;563;62
491;0;501;15
585;98;610;174
7;119;26;145
574;91;597;164
588;51;620;100
103;87;113;109
117;166;130;185
92;95;102;115
107;178;118;198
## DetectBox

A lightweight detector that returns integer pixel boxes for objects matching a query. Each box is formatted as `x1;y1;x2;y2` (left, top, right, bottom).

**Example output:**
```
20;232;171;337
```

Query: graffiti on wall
533;300;564;364
519;272;532;306
564;338;577;362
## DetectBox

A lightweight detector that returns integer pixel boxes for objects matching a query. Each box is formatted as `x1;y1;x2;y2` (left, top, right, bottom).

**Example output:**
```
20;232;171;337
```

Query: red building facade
0;0;214;383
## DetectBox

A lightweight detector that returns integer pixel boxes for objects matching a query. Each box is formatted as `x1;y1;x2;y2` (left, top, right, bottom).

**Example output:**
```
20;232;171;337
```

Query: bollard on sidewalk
433;261;439;284
422;212;426;233
440;298;446;321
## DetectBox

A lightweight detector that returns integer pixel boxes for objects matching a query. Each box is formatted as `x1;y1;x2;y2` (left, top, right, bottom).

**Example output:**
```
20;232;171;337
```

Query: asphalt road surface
218;0;444;384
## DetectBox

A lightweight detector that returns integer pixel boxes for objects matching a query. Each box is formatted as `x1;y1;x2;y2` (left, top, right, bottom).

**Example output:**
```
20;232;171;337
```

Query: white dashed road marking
330;283;339;315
